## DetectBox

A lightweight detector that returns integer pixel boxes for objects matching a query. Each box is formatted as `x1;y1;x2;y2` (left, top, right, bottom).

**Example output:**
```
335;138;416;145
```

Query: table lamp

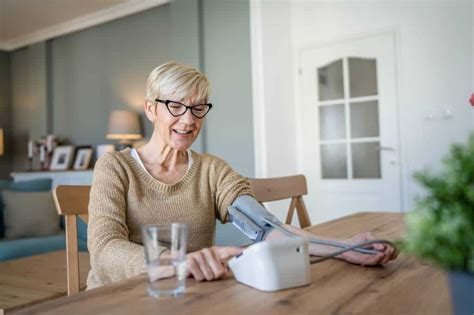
0;128;4;156
106;110;143;148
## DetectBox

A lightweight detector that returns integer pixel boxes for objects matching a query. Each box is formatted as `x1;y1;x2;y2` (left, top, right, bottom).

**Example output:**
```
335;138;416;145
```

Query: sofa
0;178;87;262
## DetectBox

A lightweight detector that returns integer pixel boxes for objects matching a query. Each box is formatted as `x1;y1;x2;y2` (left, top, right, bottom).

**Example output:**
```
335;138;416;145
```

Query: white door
299;32;402;224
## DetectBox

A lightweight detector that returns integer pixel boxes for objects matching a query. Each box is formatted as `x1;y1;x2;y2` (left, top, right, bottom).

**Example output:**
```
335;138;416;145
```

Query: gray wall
0;51;12;178
203;0;254;177
7;0;254;245
202;0;254;246
11;43;48;171
9;0;254;176
50;3;196;148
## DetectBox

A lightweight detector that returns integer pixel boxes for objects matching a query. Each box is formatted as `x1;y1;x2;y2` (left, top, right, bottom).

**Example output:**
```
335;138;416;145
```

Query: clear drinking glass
141;223;188;297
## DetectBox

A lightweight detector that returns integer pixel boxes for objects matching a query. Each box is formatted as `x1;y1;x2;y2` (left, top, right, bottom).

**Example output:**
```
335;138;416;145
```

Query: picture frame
50;145;74;170
73;147;93;170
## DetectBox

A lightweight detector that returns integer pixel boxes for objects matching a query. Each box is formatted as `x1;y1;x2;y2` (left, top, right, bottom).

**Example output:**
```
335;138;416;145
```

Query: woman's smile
172;129;193;135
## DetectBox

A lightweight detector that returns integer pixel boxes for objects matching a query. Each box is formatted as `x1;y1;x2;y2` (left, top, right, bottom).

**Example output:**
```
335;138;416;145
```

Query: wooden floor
0;250;90;313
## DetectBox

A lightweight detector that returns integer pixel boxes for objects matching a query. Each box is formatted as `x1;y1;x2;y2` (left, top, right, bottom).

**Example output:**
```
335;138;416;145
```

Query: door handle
376;146;395;151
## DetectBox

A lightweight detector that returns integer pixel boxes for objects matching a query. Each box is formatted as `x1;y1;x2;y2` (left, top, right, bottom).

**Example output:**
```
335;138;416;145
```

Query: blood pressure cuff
228;195;283;242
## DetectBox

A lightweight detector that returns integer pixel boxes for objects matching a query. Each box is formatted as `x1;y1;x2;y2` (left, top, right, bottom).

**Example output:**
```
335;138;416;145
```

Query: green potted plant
404;133;474;315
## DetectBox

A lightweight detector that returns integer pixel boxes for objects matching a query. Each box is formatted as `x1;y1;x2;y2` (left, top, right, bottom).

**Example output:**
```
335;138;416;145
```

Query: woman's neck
137;133;188;172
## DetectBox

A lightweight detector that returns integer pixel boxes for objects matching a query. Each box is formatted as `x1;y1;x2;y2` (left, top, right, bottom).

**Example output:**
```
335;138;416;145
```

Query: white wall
250;1;297;220
253;0;473;221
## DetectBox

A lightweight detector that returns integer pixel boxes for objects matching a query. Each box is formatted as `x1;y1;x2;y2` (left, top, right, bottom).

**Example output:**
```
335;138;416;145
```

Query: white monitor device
228;238;311;292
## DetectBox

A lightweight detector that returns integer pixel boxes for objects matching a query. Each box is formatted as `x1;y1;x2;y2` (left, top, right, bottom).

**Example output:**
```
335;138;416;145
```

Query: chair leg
285;197;298;225
65;215;80;295
295;197;311;228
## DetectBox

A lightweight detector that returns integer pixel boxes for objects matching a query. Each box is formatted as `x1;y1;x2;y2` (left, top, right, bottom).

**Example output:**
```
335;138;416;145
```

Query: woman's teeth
173;129;192;135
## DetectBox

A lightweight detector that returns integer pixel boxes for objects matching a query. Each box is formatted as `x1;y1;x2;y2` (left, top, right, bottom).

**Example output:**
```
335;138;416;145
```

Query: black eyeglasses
155;99;213;118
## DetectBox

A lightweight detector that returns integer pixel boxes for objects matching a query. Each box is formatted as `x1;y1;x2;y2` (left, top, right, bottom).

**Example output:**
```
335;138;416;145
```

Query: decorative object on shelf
28;135;62;171
39;141;47;170
96;144;115;160
0;128;4;156
106;110;143;149
27;140;34;170
73;147;93;170
50;145;74;171
403;132;474;315
46;135;57;153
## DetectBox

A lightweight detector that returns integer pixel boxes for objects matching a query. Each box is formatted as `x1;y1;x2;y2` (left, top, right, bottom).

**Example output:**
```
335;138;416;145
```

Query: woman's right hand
185;246;242;281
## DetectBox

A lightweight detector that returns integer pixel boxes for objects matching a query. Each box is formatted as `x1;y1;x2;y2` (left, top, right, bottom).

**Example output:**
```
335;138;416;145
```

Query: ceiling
0;0;168;51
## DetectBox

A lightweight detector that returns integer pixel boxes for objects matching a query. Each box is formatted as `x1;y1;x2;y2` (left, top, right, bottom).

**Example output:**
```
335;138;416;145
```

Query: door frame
249;0;268;178
293;29;407;212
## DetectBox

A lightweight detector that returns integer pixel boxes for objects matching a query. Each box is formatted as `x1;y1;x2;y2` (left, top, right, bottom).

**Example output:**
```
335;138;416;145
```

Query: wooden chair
53;185;90;296
248;175;312;228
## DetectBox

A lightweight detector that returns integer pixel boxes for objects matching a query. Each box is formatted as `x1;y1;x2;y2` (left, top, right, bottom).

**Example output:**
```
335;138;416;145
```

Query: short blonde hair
145;61;210;103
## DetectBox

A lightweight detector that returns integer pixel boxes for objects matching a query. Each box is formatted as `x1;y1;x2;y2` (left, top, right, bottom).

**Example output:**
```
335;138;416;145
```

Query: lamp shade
0;128;3;156
106;110;143;142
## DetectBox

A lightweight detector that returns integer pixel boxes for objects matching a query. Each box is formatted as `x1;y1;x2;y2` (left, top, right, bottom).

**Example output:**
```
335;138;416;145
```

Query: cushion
77;217;88;244
9;178;52;191
0;179;11;190
3;190;60;239
0;234;66;261
0;234;88;262
0;178;53;238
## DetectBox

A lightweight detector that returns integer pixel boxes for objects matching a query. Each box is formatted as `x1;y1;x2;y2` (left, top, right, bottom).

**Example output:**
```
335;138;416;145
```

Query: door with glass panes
299;33;401;224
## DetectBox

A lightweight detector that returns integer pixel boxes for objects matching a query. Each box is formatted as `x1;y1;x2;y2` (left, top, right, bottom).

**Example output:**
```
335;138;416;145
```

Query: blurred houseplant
404;133;474;315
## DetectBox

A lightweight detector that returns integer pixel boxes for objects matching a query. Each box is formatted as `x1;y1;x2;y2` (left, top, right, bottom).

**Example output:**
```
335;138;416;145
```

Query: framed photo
50;145;74;170
73;147;93;170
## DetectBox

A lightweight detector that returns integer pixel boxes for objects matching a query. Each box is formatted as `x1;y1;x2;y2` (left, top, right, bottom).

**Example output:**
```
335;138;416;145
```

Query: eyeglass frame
155;99;213;118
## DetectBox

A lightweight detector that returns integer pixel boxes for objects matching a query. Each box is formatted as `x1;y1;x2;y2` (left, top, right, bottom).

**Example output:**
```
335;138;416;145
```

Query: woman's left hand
340;232;398;266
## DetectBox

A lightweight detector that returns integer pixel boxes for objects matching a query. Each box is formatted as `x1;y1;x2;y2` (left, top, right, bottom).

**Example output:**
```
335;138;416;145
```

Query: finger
195;252;215;281
373;242;386;251
362;242;375;250
202;248;226;279
188;258;204;281
380;251;391;264
217;246;243;260
376;252;386;265
364;252;384;266
388;246;397;260
360;233;377;249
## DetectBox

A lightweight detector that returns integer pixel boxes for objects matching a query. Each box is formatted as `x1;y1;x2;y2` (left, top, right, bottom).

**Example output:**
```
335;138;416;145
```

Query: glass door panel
319;105;345;140
318;59;344;101
351;142;381;178
350;101;380;138
321;144;347;179
349;57;378;97
317;57;382;180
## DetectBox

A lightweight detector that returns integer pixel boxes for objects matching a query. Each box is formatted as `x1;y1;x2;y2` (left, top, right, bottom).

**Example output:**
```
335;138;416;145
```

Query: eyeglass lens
167;102;211;118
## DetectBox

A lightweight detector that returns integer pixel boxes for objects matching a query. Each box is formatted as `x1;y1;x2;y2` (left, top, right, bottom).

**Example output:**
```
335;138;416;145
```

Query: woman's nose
179;109;195;124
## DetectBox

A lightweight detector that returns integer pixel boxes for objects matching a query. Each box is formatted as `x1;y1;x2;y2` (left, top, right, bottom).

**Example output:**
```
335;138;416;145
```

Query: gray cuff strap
229;195;283;242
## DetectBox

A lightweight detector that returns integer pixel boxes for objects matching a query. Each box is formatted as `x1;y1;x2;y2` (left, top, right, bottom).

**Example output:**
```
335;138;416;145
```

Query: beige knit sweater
86;148;253;289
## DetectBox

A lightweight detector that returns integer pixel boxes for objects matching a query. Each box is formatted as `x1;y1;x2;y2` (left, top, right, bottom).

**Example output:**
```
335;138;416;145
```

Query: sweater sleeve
87;153;146;286
212;158;254;223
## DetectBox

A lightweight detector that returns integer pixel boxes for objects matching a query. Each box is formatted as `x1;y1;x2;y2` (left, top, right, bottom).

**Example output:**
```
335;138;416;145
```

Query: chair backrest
248;175;311;228
53;185;90;296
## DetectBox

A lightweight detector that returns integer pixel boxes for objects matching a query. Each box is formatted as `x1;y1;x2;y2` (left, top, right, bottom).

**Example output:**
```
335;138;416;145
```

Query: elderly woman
87;62;396;289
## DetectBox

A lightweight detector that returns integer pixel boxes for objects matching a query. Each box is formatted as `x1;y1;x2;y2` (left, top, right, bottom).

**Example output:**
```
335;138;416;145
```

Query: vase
449;270;474;315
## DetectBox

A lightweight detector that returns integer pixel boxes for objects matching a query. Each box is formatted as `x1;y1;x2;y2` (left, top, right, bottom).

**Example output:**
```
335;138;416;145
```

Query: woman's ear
144;100;156;122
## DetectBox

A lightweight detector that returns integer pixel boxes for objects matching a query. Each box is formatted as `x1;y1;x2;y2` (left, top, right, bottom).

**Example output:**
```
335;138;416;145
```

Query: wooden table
0;250;90;314
12;212;452;315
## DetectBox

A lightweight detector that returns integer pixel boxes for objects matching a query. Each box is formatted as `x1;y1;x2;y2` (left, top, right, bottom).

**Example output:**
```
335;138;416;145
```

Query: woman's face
146;97;205;151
